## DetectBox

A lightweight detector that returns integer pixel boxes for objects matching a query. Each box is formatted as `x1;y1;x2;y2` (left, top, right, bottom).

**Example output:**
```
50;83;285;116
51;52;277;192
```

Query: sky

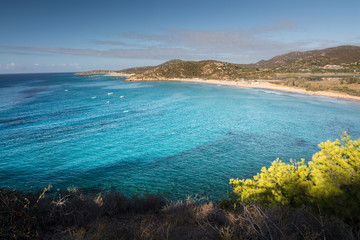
1;0;359;73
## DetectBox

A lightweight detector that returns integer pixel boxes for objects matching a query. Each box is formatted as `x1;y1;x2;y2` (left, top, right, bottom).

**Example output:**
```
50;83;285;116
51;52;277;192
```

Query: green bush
230;132;360;222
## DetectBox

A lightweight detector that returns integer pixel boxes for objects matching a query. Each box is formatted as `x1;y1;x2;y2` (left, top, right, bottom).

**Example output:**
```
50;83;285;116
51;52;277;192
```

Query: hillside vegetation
126;45;360;81
253;45;360;70
2;187;357;240
76;45;360;96
77;45;360;77
76;59;184;76
127;60;274;81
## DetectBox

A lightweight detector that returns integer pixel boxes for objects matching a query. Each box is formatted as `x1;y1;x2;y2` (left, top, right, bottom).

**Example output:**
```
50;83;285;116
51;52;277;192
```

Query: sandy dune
157;78;360;102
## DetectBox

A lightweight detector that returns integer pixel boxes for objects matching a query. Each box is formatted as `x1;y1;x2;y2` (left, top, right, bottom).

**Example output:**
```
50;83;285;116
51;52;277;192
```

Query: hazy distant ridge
253;45;360;68
76;45;360;78
76;59;183;76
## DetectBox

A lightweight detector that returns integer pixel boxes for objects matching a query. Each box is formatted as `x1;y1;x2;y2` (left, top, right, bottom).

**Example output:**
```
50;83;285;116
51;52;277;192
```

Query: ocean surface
1;73;360;200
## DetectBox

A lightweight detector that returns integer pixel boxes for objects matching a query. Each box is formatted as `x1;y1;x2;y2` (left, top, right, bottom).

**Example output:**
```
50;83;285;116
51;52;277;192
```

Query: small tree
230;158;311;207
309;132;360;221
230;133;360;221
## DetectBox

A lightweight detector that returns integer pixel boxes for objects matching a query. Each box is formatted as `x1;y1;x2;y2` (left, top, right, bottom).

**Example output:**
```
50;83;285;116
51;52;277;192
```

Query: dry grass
0;186;359;239
279;76;360;96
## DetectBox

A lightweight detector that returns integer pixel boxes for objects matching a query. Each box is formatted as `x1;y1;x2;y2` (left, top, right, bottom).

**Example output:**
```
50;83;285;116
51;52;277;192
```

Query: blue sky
1;0;359;73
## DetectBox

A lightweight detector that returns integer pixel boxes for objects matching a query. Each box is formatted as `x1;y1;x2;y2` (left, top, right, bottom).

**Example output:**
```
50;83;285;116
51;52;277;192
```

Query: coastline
104;72;135;77
125;77;360;102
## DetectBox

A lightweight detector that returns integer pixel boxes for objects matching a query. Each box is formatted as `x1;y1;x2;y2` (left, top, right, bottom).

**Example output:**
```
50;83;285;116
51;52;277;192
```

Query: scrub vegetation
230;132;360;222
275;76;360;96
1;133;360;239
127;60;275;81
77;45;360;97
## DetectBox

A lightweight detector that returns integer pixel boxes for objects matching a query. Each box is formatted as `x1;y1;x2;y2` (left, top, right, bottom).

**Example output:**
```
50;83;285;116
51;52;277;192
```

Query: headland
77;45;360;102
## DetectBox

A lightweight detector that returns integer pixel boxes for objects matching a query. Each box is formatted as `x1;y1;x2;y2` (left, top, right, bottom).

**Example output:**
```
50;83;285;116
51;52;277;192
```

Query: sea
1;73;360;200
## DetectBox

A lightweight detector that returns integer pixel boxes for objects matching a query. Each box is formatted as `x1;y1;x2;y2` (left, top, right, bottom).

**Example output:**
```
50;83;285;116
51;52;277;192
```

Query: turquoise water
1;73;360;200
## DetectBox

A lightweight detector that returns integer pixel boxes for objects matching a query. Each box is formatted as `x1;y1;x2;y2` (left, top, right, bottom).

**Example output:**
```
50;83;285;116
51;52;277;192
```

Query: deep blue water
1;73;360;200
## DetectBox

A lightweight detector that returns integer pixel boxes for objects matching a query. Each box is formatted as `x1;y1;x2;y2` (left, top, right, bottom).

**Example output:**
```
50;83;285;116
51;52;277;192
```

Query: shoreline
104;72;135;77
126;77;360;102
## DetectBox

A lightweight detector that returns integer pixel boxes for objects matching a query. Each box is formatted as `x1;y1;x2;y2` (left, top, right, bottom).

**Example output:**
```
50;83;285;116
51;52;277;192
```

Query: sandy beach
124;76;360;102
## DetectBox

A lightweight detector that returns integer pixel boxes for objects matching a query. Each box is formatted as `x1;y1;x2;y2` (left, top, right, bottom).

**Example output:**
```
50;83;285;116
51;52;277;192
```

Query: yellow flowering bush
230;159;311;207
230;132;360;220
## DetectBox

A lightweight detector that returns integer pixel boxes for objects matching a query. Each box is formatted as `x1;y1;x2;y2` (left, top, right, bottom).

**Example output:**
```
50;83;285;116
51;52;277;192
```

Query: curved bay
0;73;359;200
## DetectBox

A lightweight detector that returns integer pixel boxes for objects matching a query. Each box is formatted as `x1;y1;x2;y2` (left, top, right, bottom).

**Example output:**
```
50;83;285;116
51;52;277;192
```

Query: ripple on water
1;73;360;200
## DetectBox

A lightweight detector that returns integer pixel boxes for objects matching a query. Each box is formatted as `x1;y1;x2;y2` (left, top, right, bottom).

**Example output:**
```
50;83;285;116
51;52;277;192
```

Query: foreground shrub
230;158;311;207
1;186;358;239
0;185;52;239
230;132;360;222
0;187;167;239
310;133;360;222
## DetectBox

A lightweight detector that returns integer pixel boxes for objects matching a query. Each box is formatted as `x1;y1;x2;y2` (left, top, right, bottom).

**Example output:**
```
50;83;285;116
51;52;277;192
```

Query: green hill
75;59;184;76
74;70;114;75
76;45;360;78
127;60;274;81
253;45;360;70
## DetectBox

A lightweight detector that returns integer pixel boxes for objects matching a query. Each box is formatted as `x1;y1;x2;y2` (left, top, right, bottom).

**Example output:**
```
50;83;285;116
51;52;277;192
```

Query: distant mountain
74;70;114;75
127;60;273;81
76;45;360;78
119;59;183;74
75;59;183;76
253;45;360;68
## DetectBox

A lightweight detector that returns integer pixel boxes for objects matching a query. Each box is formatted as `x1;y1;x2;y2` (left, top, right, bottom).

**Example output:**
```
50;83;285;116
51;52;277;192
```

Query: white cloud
94;40;128;46
0;45;196;61
114;24;309;62
5;62;16;69
0;22;351;64
69;63;81;68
